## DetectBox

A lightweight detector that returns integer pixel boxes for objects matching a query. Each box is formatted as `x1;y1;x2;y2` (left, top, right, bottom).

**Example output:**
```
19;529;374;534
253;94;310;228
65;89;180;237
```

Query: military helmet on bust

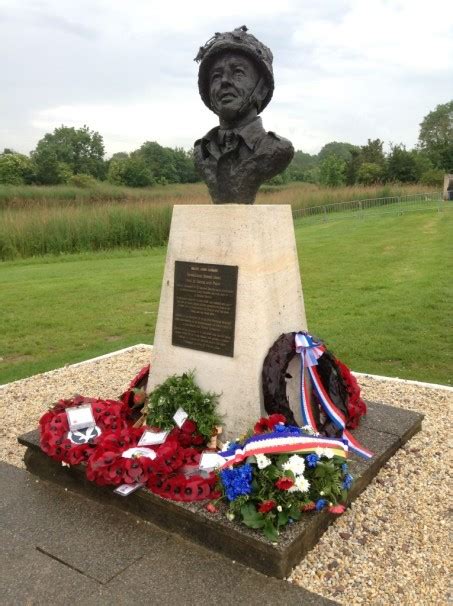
195;25;274;114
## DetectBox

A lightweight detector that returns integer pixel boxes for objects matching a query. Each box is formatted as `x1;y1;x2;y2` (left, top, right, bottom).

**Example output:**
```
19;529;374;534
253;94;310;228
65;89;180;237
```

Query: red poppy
267;414;287;429
191;433;205;446
275;477;295;490
181;419;197;434
253;417;269;434
258;500;277;513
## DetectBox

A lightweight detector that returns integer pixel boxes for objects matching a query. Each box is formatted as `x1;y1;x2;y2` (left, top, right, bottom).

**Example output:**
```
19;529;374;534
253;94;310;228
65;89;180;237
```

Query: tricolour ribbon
217;430;349;469
295;331;374;460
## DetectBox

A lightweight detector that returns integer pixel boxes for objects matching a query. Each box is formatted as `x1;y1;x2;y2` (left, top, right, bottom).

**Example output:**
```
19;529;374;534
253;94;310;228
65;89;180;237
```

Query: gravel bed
1;346;451;605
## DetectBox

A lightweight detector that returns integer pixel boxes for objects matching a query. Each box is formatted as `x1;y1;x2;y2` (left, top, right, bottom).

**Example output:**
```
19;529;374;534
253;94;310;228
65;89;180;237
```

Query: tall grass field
1;211;451;386
0;182;438;260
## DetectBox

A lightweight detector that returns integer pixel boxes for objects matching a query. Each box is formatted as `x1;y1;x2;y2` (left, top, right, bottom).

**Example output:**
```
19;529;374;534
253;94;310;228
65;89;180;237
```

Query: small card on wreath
138;429;169;446
114;483;144;496
173;407;188;428
199;451;224;471
121;447;157;460
66;404;95;431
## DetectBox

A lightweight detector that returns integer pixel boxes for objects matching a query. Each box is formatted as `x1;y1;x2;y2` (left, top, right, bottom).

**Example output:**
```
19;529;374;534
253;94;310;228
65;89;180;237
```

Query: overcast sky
1;0;452;157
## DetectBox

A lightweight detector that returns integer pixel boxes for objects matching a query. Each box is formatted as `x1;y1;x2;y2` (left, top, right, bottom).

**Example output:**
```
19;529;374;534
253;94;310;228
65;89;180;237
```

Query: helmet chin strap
213;76;266;122
235;76;265;117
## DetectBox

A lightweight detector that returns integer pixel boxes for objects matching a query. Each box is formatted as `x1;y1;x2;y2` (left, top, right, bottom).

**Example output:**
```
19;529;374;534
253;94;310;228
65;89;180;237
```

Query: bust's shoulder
257;130;294;163
266;131;294;151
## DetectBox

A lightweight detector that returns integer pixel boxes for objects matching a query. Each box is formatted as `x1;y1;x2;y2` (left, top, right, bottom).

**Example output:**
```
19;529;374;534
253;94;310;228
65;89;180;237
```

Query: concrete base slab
18;401;423;580
1;463;336;606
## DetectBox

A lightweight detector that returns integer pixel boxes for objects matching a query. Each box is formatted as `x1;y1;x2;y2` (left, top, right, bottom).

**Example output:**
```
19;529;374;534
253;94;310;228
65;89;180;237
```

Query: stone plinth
147;205;307;438
443;174;453;200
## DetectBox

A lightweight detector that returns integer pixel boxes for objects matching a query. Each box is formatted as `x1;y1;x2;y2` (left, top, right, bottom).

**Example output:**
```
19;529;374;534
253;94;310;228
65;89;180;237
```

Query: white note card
66;404;95;431
199;451;224;471
121;447;157;460
173;407;189;428
138;430;169;446
114;483;144;496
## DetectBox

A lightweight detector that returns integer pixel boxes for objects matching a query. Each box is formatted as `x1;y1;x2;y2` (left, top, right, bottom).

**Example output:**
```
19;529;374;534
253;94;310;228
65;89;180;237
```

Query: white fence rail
292;192;446;222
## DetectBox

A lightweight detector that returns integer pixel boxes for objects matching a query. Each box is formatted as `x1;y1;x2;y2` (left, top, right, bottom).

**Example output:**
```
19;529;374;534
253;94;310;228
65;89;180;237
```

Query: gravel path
1;345;451;605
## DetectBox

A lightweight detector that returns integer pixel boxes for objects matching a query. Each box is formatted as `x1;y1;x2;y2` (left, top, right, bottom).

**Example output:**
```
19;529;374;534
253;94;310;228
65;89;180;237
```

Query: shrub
0;153;35;185
419;168;444;187
68;174;99;188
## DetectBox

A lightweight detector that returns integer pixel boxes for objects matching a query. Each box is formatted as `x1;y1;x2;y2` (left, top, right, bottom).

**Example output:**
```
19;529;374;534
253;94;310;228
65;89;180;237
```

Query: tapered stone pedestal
147;204;307;438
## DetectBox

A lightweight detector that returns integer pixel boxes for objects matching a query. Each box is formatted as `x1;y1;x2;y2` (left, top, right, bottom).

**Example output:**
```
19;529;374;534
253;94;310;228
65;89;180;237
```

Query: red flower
206;502;218;513
254;418;269;434
275;477;294;490
302;501;316;511
178;433;192;448
267;414;287;429
336;359;367;429
328;504;346;515
181;419;197;434
191;433;205;446
133;390;146;406
258;500;277;513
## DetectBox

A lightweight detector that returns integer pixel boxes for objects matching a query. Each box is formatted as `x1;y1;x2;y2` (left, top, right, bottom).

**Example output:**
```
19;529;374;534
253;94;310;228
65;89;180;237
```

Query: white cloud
1;0;452;156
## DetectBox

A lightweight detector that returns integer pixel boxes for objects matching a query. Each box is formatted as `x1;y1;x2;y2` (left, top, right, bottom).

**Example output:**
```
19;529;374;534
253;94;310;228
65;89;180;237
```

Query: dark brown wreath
261;332;350;438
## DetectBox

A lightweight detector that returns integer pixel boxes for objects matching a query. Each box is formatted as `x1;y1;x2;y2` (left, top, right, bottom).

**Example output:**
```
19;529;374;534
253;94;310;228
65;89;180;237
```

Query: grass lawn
1;210;452;386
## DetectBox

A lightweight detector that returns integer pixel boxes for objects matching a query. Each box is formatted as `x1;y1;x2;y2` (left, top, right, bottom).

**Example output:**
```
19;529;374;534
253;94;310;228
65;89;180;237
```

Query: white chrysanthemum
315;447;334;459
282;454;305;476
288;476;310;493
255;454;272;469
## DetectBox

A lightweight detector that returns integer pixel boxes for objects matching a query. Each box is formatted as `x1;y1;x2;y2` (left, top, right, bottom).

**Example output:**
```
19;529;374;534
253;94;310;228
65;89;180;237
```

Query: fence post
323;206;327;222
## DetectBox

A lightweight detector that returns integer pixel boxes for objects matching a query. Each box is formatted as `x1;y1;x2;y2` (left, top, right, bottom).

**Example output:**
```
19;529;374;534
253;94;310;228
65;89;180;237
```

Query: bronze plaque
172;261;238;357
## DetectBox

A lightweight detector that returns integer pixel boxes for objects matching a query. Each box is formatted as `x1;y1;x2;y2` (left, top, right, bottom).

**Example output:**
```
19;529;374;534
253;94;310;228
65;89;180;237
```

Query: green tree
32;125;105;183
418;100;453;171
134;141;178;184
32;146;72;185
287;150;318;182
345;148;363;185
356;162;384;185
386;145;418;183
319;154;346;187
0;152;35;184
361;139;386;166
419;168;444;187
107;155;154;187
318;141;357;163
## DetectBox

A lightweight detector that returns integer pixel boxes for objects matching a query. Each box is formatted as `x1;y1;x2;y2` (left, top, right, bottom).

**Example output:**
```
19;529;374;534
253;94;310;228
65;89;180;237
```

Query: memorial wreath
38;331;372;539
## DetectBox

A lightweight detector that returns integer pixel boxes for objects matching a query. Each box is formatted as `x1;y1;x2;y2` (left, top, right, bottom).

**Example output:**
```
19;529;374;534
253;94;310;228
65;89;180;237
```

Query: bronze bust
194;26;294;204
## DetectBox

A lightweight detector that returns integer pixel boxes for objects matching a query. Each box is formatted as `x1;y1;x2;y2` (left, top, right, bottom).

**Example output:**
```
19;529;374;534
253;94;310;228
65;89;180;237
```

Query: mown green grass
1;211;451;385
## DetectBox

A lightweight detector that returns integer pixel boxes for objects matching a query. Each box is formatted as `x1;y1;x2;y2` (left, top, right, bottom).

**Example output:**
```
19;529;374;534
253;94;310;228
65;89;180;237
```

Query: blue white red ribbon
217;429;349;469
295;331;373;460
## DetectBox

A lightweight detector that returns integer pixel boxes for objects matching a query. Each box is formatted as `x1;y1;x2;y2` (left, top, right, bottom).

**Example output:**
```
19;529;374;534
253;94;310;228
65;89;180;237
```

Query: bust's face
208;51;260;121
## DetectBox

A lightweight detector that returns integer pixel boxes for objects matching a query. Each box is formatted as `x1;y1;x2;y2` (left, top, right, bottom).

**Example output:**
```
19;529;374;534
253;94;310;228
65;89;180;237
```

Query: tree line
0;100;451;188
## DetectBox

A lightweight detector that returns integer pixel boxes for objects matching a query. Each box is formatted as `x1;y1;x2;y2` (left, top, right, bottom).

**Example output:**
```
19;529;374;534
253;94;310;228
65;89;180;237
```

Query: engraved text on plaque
172;261;238;357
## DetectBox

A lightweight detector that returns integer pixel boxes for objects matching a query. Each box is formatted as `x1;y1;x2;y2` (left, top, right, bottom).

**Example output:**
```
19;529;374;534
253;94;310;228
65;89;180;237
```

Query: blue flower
220;463;253;501
315;498;328;511
341;463;348;474
275;423;286;432
342;474;353;490
306;453;319;468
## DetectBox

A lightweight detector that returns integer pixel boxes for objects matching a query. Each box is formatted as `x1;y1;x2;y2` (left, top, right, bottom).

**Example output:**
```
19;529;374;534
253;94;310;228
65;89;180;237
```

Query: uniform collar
201;117;265;154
